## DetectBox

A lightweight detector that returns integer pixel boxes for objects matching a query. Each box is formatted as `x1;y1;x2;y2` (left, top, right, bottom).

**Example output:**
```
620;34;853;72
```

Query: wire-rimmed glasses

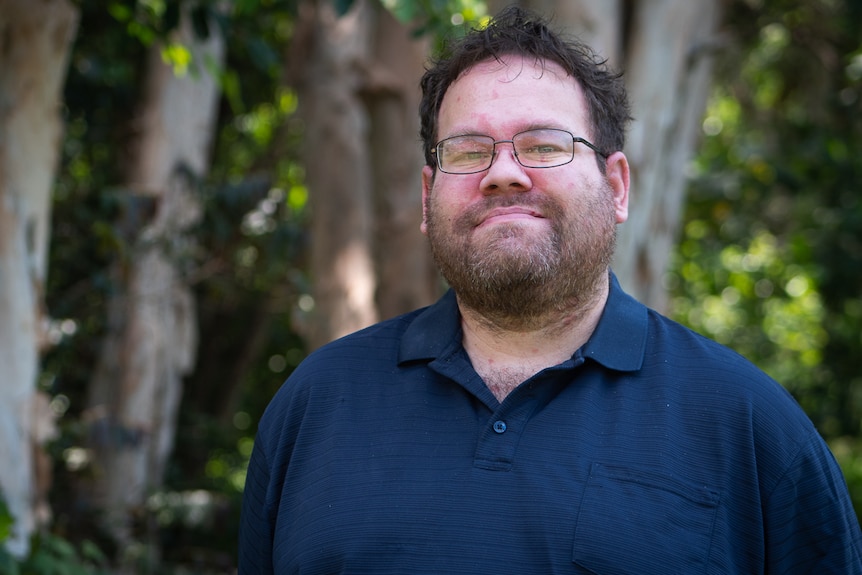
431;128;606;174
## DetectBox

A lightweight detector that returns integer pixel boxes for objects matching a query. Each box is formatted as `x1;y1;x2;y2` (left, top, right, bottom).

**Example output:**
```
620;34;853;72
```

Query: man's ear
420;165;435;234
604;151;630;224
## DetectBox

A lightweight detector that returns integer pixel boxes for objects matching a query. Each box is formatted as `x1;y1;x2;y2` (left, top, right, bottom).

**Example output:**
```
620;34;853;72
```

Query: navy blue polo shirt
239;275;862;574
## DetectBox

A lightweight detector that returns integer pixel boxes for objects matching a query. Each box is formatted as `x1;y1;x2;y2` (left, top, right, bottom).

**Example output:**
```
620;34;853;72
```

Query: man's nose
481;143;531;193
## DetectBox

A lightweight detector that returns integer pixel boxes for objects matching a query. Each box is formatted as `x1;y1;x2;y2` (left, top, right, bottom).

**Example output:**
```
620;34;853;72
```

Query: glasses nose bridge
492;138;517;151
490;138;520;166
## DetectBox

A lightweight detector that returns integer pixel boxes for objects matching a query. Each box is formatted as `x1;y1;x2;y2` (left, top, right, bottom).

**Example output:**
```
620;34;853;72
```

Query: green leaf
107;2;133;22
0;496;12;543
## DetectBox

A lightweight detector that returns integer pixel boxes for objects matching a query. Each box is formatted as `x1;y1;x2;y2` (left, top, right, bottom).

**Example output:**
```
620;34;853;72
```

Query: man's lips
476;206;545;227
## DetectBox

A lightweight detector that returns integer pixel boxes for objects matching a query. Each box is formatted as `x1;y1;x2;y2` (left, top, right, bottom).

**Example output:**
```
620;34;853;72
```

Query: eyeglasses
430;128;606;175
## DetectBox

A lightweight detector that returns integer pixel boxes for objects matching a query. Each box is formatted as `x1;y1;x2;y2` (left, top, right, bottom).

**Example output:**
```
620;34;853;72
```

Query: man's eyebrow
520;122;570;132
441;122;572;138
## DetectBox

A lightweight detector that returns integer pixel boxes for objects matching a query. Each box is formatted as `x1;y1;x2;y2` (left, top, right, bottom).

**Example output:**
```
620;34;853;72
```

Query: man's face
421;56;630;326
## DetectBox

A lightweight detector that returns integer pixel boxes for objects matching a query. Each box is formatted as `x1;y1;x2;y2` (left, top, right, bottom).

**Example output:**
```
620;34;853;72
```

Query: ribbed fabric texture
239;276;862;574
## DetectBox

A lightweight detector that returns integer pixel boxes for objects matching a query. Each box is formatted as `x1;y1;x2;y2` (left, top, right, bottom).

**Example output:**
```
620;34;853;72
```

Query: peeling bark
615;0;723;311
84;7;224;560
0;0;79;557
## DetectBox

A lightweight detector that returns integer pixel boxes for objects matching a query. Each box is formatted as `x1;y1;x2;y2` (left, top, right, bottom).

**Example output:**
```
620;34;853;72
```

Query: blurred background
0;0;860;573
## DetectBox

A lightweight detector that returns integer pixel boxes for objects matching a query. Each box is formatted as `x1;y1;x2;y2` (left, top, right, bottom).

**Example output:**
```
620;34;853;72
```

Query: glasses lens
513;129;574;168
437;136;495;173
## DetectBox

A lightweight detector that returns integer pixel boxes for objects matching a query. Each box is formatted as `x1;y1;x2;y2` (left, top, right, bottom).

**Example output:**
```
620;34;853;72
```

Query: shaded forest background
1;0;861;573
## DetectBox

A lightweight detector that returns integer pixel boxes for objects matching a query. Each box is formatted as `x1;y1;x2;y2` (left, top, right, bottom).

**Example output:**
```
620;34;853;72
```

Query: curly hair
419;6;631;173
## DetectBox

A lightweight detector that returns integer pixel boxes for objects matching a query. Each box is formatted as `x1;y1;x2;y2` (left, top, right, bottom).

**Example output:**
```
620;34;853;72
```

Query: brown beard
425;182;617;331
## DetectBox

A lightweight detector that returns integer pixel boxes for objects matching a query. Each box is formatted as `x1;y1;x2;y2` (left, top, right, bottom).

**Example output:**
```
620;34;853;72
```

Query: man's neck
457;278;610;402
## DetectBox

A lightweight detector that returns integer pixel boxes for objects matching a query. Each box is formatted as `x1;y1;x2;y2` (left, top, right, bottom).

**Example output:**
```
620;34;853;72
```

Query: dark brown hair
419;6;631;172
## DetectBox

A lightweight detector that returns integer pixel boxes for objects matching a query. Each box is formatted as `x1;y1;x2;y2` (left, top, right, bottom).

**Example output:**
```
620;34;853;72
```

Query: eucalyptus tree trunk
613;0;723;312
488;0;723;312
366;3;438;321
0;0;79;558
84;7;224;563
290;0;436;350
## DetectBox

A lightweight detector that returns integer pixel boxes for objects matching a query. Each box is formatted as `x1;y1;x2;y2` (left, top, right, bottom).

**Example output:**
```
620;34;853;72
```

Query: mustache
459;193;562;228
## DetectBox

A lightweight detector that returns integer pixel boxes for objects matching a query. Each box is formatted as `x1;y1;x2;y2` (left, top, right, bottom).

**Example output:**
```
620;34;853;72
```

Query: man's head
417;7;632;329
419;6;631;174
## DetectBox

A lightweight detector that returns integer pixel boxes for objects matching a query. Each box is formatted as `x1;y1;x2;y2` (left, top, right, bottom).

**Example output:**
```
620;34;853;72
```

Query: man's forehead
439;55;588;130
456;55;572;84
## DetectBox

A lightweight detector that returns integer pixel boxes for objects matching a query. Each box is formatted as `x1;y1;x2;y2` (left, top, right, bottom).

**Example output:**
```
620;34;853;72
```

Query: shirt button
492;420;507;434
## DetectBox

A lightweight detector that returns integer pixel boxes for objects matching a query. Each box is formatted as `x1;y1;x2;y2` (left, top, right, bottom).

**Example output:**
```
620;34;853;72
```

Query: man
239;7;862;574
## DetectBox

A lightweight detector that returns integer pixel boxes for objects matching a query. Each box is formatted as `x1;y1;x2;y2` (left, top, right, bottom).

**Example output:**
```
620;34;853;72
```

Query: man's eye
460;150;492;159
528;144;560;154
522;143;566;157
446;146;492;163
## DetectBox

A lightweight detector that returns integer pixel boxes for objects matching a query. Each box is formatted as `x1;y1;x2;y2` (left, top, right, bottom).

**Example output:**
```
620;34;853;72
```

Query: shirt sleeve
238;431;275;575
765;431;862;573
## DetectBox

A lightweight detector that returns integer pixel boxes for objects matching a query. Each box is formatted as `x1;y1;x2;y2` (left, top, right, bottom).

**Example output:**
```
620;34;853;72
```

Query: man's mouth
477;206;545;227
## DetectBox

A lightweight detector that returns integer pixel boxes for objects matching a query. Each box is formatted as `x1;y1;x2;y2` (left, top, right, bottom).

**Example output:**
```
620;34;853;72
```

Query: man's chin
470;221;553;252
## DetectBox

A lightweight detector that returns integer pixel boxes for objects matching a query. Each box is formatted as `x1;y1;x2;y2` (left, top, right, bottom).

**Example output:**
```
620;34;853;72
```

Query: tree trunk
0;0;79;558
365;5;438;320
488;0;723;312
291;0;378;350
614;0;723;312
84;6;224;563
291;0;436;350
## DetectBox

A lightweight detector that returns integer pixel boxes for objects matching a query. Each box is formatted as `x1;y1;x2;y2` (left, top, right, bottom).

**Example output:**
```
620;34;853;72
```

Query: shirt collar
399;272;647;372
398;289;463;364
581;273;647;372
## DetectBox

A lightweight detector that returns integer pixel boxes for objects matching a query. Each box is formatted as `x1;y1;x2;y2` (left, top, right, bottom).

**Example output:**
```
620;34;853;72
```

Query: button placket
473;394;541;471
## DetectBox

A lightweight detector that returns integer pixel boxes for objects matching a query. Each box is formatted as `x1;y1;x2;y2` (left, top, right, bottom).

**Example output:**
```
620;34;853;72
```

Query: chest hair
476;364;540;402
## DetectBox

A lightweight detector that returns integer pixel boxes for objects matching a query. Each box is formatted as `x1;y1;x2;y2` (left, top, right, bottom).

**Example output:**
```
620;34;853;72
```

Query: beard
425;181;617;331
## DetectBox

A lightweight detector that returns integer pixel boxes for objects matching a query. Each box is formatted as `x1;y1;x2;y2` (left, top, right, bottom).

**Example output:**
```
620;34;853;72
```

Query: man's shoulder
644;307;762;371
641;308;811;423
328;307;425;348
258;307;432;434
596;278;769;383
296;306;429;374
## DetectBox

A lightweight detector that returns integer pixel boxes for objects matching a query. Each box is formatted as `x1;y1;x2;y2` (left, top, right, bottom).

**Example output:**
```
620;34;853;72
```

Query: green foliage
0;499;12;546
382;0;488;51
831;438;862;522
45;0;307;571
0;530;108;575
668;0;862;515
382;0;486;27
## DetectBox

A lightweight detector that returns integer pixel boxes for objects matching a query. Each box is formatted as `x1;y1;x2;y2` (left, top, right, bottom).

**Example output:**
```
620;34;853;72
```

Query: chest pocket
572;462;720;575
